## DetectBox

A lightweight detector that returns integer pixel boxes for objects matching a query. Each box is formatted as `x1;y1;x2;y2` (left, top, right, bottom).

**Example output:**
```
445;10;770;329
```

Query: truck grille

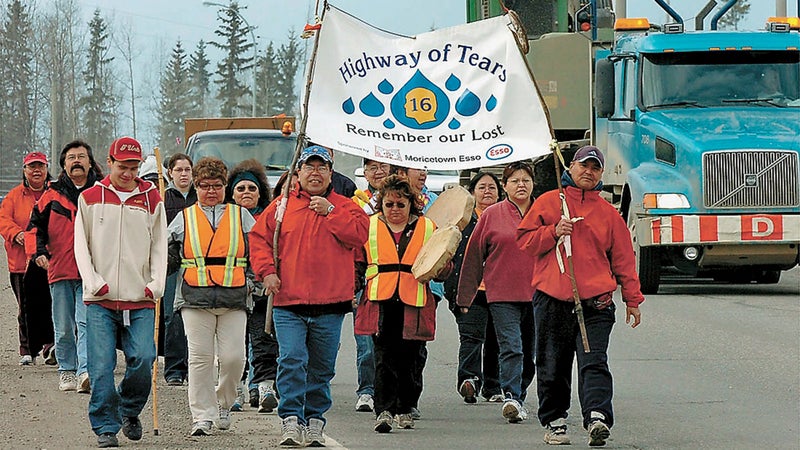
703;150;799;208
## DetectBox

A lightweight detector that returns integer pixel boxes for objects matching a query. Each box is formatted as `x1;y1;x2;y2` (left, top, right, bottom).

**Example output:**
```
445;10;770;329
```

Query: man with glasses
74;136;167;448
250;145;369;447
354;159;392;215
30;140;103;394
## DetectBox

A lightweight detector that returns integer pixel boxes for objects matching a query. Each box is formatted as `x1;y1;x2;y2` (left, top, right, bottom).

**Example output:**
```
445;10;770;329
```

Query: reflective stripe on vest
181;204;247;287
364;215;435;307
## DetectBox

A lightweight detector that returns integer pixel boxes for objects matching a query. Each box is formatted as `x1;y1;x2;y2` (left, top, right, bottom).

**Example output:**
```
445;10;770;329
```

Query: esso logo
486;144;513;161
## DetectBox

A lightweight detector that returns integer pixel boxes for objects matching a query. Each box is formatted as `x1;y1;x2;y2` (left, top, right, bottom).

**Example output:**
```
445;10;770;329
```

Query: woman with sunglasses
456;161;537;424
167;157;256;436
354;175;451;433
224;159;279;413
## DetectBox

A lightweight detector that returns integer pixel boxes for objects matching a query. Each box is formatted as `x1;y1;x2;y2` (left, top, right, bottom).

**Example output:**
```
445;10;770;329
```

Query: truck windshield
641;51;800;109
191;134;297;175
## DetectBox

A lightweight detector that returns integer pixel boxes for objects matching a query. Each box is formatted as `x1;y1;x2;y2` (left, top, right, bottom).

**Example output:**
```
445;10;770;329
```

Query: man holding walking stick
517;145;644;447
74;137;167;448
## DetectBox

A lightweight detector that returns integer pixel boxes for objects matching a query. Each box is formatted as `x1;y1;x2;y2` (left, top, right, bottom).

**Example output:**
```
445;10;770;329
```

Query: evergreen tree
0;0;34;168
39;0;83;160
188;39;212;118
255;42;279;116
718;0;750;30
210;1;255;117
80;9;115;149
157;40;192;154
274;31;303;116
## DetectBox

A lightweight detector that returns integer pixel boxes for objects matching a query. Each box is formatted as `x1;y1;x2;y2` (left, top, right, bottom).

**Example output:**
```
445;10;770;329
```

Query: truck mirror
595;58;615;118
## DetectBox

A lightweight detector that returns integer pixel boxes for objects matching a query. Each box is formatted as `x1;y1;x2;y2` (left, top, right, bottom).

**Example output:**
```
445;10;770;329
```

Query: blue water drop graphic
378;79;394;95
389;70;450;130
455;89;481;117
359;92;385;117
383;119;395;129
342;97;355;114
486;95;497;112
448;118;461;130
445;74;461;91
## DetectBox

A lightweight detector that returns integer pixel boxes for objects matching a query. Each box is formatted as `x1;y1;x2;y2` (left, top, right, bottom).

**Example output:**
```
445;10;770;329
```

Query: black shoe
166;377;184;386
121;416;142;441
97;433;119;448
249;388;259;408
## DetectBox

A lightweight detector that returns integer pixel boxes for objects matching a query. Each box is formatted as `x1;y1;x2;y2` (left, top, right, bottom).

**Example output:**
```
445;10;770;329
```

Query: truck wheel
756;270;781;284
628;214;661;294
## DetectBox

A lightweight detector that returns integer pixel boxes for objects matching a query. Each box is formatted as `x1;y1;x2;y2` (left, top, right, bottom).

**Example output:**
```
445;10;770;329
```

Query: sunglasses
383;202;408;209
235;185;259;193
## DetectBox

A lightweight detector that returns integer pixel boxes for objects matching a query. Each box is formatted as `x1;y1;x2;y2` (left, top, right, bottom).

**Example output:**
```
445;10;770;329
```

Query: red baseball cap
108;136;144;162
23;152;48;166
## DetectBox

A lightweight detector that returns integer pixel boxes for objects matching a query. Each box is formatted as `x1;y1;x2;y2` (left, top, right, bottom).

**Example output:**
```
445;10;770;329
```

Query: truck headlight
643;193;690;209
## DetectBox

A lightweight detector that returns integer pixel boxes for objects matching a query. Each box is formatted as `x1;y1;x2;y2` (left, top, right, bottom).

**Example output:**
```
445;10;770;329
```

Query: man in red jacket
30;140;103;393
517;146;644;447
249;145;369;447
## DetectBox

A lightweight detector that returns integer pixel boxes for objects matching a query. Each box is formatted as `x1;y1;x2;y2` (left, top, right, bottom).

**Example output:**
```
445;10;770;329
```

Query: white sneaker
280;416;305;446
190;420;213;436
258;380;278;413
77;372;91;394
19;355;34;366
374;410;393;433
217;405;232;430
502;398;527;423
355;393;374;412
305;418;326;447
395;413;414;429
544;417;571;445
59;371;77;391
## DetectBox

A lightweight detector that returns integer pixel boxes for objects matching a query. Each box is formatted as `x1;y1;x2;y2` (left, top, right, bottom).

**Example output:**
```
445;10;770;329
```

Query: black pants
20;265;54;357
454;290;501;397
9;272;30;356
248;296;279;384
373;301;424;416
533;290;615;428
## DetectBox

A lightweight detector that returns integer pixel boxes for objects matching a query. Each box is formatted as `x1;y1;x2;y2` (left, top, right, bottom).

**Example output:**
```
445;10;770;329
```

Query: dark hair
225;158;271;208
501;161;534;184
379;174;422;217
167;153;192;171
59;139;103;177
468;171;504;200
193;157;227;184
272;169;298;198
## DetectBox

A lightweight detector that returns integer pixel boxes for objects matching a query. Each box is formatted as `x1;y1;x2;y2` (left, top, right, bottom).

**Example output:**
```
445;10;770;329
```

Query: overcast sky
73;0;799;54
65;0;798;147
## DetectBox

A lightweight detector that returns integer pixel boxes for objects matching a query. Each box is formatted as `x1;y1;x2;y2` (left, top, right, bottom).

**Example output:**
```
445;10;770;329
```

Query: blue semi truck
469;0;800;293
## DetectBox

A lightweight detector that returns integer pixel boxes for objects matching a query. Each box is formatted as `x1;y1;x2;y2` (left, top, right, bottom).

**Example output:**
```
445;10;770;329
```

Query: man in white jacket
74;136;167;449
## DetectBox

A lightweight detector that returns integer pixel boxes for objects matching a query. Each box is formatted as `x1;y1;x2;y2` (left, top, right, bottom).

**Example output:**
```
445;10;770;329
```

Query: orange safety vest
364;215;435;307
181;203;247;287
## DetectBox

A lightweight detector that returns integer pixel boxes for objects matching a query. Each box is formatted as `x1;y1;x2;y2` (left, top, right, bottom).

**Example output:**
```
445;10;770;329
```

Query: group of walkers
1;138;644;448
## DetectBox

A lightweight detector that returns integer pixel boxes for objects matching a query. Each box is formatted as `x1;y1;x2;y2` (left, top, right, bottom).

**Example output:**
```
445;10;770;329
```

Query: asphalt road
324;268;800;449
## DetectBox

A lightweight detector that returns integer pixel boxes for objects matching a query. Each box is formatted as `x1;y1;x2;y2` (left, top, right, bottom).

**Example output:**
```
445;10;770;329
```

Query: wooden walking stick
151;146;166;435
265;0;326;335
506;6;590;352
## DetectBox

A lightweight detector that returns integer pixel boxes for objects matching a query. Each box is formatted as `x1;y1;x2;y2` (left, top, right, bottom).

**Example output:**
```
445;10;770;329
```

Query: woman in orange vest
354;175;451;434
166;157;256;437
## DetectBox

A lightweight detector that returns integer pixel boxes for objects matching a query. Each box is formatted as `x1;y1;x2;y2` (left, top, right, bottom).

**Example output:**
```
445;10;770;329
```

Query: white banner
305;5;552;170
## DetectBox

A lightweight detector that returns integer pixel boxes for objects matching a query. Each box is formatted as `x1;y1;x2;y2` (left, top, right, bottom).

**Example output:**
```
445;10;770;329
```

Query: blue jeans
50;280;87;376
488;302;536;402
162;272;188;382
273;307;344;425
86;304;156;436
352;304;375;397
533;291;616;428
455;290;501;397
